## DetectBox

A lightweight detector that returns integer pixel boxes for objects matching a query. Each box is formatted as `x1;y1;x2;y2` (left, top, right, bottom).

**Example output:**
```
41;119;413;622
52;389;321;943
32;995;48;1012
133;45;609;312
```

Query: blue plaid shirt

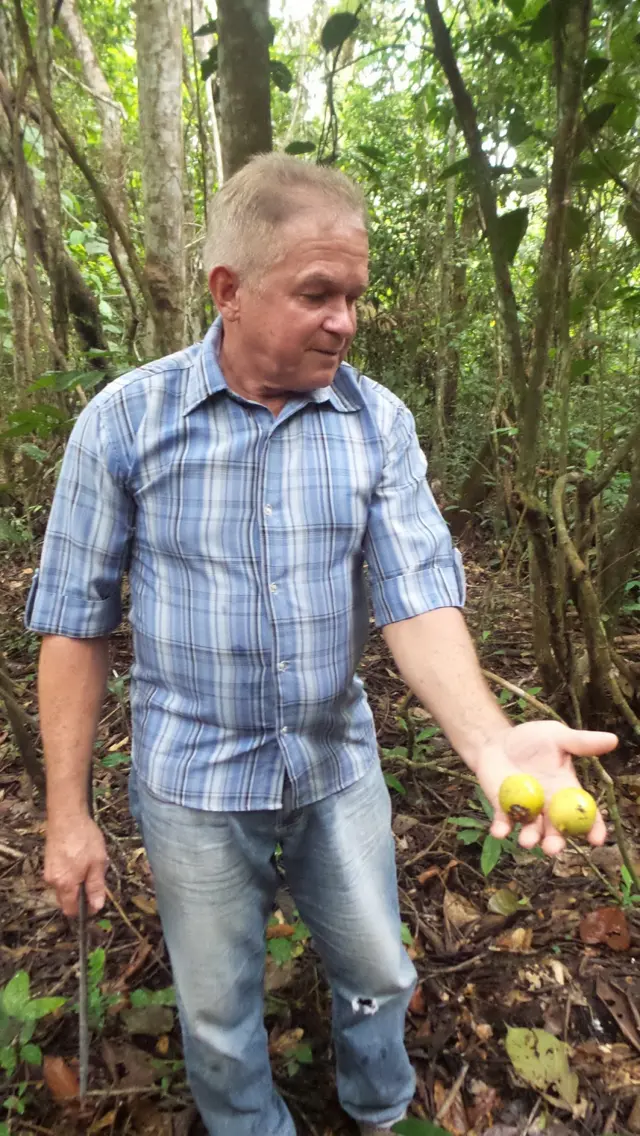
25;319;465;811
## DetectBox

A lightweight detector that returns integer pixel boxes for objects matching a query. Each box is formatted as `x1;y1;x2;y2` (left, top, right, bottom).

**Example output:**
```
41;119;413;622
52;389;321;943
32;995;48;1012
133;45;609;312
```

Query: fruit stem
590;756;640;895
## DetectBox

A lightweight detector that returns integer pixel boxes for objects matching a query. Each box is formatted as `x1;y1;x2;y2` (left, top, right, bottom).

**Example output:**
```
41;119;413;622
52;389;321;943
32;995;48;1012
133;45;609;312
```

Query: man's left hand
474;721;618;855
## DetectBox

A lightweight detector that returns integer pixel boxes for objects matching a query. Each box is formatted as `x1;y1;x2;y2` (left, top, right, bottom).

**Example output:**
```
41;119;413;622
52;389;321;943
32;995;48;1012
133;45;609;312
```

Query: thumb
85;860;106;914
558;727;618;757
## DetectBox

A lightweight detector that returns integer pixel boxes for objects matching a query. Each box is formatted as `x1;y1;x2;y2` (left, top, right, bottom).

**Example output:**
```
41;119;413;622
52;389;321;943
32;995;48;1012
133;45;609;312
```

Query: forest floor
1;537;640;1136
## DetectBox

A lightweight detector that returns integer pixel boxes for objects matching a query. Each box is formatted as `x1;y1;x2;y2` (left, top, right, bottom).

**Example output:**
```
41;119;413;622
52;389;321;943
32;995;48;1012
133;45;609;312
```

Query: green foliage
83;948;120;1031
393;1119;451;1135
321;12;360;54
266;915;311;966
0;971;65;1078
449;786;544;876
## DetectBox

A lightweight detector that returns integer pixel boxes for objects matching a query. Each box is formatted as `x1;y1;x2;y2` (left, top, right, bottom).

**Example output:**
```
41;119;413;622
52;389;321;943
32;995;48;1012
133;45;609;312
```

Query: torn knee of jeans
351;995;379;1016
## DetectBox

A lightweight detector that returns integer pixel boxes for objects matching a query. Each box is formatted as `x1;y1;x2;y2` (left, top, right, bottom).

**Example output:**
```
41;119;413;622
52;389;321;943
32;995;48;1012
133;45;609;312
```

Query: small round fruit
498;774;545;824
548;787;597;836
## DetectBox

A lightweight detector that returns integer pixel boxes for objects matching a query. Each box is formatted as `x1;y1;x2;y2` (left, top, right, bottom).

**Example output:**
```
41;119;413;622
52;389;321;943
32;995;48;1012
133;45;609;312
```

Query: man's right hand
44;815;108;916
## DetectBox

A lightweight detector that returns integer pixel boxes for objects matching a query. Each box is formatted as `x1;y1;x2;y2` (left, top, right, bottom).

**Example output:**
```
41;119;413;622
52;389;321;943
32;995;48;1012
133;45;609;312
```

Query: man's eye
303;293;326;302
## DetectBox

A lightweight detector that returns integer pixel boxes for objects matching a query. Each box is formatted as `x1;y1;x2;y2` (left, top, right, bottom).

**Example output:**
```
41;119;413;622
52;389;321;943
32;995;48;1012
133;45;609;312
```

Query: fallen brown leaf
43;1055;80;1101
266;923;296;939
433;1077;469;1135
268;1027;304;1056
444;890;481;932
131;894;158;916
579;907;630;951
493;926;533;952
408;986;427;1015
597;977;640;1053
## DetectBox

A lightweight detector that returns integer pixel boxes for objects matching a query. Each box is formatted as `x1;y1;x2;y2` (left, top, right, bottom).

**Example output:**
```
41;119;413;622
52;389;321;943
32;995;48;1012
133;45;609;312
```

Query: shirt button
280;725;288;735
270;582;278;594
264;504;273;516
278;660;288;671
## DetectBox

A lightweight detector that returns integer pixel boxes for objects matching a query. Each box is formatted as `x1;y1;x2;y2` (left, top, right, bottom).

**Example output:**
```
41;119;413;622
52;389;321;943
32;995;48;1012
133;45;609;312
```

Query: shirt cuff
24;572;122;638
369;549;466;628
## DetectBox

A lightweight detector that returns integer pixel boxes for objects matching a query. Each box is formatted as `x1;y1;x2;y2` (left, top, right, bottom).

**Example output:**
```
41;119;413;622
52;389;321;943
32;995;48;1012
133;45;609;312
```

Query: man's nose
323;298;356;338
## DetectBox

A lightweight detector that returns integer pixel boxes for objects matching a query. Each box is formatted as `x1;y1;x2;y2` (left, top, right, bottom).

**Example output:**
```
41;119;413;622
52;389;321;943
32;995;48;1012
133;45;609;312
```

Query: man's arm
382;607;509;770
382;607;617;854
40;635;110;915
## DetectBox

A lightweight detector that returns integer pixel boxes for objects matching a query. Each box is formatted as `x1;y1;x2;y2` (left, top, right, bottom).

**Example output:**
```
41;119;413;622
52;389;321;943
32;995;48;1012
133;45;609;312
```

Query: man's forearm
382;607;510;771
38;635;110;821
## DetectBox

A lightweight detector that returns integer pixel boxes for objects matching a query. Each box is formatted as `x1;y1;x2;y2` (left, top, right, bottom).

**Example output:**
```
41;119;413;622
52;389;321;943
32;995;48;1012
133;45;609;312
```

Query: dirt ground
1;536;640;1136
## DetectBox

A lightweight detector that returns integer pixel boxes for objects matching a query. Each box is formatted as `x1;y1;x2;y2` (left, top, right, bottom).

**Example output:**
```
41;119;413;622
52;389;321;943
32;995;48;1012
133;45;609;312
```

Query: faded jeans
129;761;416;1135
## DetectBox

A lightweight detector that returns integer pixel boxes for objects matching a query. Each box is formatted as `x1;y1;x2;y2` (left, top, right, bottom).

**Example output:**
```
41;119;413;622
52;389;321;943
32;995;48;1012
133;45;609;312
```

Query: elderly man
27;154;616;1135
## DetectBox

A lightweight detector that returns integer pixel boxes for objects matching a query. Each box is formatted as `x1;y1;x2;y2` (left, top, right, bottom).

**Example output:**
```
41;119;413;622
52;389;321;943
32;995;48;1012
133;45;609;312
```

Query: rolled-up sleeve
364;403;465;627
24;394;134;638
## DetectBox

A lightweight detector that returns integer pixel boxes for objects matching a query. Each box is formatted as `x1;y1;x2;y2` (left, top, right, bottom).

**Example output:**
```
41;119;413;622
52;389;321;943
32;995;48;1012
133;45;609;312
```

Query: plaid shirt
25;319;465;811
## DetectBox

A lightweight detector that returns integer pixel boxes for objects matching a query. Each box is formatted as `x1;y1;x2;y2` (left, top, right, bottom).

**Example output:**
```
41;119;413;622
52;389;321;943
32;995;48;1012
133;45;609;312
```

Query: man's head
205;153;369;397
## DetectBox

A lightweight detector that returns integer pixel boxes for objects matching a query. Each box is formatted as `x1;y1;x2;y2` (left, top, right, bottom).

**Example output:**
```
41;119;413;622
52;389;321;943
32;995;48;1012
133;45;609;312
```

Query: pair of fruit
498;774;597;836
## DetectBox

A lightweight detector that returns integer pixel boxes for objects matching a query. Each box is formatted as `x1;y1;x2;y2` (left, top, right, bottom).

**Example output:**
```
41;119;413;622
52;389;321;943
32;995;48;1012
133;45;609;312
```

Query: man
26;153;616;1135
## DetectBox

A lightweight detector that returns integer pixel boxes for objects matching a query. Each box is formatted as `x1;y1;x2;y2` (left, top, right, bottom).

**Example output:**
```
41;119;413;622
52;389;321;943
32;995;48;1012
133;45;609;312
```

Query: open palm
474;721;618;856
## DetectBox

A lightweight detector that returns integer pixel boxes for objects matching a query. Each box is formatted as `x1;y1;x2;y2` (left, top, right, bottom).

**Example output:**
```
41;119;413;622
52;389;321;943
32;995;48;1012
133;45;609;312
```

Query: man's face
223;208;369;393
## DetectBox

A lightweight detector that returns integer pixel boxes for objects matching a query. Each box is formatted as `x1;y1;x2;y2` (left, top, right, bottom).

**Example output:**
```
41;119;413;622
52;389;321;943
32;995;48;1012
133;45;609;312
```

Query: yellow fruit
498;774;545;824
548;787;597;836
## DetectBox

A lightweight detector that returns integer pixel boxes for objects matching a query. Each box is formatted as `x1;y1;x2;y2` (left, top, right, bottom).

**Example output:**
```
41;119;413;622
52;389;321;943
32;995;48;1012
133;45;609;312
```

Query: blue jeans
130;761;416;1135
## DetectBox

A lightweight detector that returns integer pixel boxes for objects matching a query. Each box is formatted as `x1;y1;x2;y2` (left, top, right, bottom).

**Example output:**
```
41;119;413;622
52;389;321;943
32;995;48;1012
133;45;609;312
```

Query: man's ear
209;265;241;321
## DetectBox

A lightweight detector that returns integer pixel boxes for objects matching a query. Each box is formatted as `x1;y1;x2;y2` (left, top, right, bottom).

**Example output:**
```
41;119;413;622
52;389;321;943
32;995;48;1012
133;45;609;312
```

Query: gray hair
203;152;368;283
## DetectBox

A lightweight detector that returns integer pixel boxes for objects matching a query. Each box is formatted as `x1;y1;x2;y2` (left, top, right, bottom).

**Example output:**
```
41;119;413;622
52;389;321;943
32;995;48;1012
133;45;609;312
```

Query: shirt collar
183;316;363;416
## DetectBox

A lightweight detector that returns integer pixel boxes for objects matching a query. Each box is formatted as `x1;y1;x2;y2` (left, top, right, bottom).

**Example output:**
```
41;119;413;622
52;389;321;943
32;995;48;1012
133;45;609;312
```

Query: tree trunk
188;0;223;189
431;121;457;475
601;442;640;628
0;164;32;389
37;0;69;360
217;0;272;179
136;0;186;354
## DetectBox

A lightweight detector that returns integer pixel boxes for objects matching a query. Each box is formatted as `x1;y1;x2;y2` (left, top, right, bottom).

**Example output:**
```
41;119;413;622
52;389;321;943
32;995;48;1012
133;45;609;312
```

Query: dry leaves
579;907;630;951
43;1055;80;1101
434;1077;469;1135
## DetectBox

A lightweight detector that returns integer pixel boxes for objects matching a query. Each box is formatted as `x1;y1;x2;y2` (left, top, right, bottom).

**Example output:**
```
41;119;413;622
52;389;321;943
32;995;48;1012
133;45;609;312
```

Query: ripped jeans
129;760;416;1135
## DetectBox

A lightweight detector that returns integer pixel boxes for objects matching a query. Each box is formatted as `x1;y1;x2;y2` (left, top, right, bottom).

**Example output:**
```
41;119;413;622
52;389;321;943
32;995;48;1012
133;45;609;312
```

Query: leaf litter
1;549;640;1132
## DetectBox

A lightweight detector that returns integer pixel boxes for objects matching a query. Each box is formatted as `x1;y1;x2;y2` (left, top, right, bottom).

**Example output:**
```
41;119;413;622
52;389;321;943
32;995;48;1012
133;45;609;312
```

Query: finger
490;807;512;840
85;861;107;914
58;881;81;918
557;727;618;757
540;810;566;856
587;810;607;847
541;830;566;856
518;814;544;849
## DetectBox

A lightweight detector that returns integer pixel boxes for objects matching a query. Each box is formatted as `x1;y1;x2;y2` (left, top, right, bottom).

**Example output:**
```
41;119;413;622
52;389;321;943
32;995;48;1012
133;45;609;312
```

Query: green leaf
2;973;30;1018
0;1046;17;1076
457;829;484;845
194;18;216;36
496;207;529;263
68;229;86;248
492;33;524;64
583;102;617;136
291;920;310;942
356;143;387;164
488;888;520;915
200;46;217;82
285;141;316;155
583;57;610;90
585;448;599;471
570;358;590;379
20;1043;42;1066
400;923;413;947
294;1042;313;1064
267;938;294;965
505;0;525;12
440;156;473;181
22;996;66;1020
384;773;406;795
101;752;131;768
527;2;552;42
566;205;589;250
506;111;532;145
321;12;359;53
393;1119;451;1135
270;60;293;93
505;1027;578;1108
481;835;503;876
0;1121;10;1135
18;442;48;463
449;816;486;828
18;1021;35;1044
